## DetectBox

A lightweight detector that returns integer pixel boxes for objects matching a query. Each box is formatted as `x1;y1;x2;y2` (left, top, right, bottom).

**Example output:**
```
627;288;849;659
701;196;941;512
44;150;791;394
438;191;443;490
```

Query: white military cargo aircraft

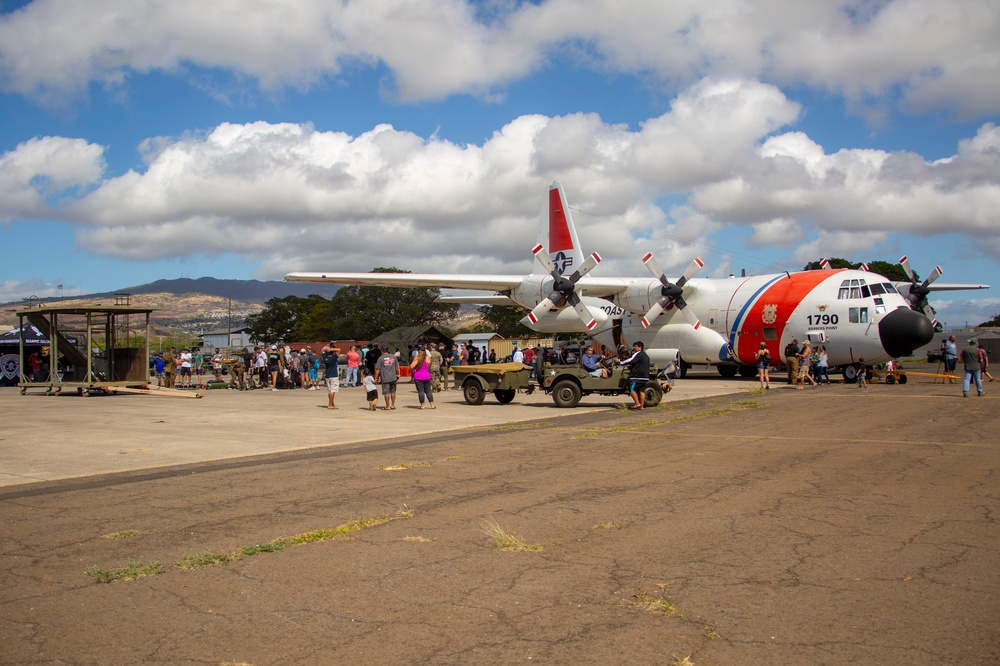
286;182;988;381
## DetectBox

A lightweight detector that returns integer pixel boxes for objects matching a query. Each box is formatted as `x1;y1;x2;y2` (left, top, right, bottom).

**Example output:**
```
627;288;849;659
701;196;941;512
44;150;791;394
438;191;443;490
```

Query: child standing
857;358;868;389
361;368;379;411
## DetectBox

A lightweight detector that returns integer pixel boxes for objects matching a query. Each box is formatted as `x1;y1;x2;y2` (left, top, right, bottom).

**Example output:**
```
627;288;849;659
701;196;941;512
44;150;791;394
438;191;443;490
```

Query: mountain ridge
1;277;340;333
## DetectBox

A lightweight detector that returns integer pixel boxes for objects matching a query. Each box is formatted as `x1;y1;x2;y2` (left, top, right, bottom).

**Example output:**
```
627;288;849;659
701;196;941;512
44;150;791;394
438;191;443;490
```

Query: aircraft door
611;319;625;349
707;308;722;333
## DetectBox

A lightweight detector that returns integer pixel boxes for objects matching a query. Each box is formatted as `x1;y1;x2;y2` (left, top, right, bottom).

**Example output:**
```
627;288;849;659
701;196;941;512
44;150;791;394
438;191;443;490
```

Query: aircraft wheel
717;364;738;378
738;364;759;378
551;379;582;408
643;381;663;407
463;379;486;405
495;388;515;404
898;374;908;384
679;360;690;379
842;364;859;384
885;374;896;385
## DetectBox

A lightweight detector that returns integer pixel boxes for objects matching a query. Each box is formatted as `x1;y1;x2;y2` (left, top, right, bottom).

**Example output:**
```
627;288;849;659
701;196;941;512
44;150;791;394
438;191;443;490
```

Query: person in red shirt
345;345;361;387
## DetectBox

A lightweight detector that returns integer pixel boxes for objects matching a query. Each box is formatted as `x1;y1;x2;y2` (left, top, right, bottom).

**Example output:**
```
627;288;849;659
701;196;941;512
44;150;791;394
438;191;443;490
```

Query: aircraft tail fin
535;181;584;275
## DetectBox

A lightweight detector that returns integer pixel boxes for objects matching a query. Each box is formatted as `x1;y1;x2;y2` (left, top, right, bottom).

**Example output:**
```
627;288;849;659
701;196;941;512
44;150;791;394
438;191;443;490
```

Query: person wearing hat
321;342;341;408
177;348;193;388
784;338;800;385
268;344;282;390
961;337;985;397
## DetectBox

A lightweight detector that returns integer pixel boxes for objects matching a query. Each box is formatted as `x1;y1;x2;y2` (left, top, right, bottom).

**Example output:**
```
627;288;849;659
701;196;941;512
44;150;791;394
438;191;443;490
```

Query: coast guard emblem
761;304;778;325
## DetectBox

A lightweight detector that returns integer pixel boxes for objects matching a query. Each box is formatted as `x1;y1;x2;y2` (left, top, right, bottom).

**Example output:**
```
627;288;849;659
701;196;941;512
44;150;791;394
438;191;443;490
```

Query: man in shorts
321;342;341;409
375;345;400;410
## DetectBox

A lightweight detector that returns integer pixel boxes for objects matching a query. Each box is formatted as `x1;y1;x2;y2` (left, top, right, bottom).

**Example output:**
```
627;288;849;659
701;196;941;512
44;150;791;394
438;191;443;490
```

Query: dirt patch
1;385;998;664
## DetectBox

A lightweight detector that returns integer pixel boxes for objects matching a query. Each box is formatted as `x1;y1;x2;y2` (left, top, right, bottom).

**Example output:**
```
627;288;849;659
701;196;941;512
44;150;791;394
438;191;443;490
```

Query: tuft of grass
634;587;684;618
482;518;543;552
176;551;234;569
102;530;140;539
87;558;164;583
592;521;621;530
489;422;552;431
377;461;431;471
674;657;695;666
705;627;719;639
179;510;414;570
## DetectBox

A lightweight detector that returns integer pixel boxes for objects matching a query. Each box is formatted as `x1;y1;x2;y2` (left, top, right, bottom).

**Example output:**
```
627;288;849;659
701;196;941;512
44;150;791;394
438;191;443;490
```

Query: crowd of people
150;332;993;407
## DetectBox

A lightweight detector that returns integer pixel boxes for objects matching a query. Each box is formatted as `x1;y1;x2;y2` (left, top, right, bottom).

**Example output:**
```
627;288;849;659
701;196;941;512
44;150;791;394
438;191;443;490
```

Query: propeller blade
676;256;705;287
526;297;556;324
641;301;666;328
569;251;602;282
677;302;702;330
899;255;915;282
642;252;665;283
567;293;597;330
921;266;943;289
532;244;557;276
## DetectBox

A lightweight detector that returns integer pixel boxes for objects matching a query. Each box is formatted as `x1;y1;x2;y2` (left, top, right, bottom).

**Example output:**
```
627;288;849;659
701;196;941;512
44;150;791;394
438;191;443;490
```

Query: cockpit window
869;283;886;295
882;283;897;294
861;284;871;298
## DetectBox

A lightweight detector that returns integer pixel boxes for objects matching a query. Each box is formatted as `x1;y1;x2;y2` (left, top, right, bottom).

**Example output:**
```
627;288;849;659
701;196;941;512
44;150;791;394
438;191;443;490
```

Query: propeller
526;244;603;330
640;253;704;329
898;255;943;320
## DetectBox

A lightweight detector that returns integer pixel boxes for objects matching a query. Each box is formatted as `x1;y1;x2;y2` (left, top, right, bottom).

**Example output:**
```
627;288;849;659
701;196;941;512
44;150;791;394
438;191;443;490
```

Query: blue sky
1;0;998;328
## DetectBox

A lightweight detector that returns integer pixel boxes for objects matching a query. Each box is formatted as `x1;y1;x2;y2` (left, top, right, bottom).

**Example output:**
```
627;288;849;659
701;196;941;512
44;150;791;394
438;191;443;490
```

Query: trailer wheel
551;379;582;408
643;381;663;407
495;388;515;404
898;373;908;384
885;374;896;385
463;379;486;405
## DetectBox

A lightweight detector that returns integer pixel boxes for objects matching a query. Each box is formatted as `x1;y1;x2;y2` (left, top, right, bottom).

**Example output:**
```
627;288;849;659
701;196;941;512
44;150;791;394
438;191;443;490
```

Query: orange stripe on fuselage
548;187;573;252
735;270;842;365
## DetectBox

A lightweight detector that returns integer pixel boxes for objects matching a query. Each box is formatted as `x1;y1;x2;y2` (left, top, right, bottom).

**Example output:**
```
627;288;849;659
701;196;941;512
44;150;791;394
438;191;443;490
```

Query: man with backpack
784;339;800;385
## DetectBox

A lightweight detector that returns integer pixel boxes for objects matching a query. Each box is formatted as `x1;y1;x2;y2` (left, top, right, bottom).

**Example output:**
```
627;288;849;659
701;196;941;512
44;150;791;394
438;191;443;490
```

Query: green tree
245;295;328;343
477;304;534;337
325;267;459;340
805;257;854;270
979;313;1000;327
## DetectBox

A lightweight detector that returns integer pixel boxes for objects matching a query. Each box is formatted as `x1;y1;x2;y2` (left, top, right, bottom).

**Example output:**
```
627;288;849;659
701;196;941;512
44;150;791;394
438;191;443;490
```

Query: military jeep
539;359;663;408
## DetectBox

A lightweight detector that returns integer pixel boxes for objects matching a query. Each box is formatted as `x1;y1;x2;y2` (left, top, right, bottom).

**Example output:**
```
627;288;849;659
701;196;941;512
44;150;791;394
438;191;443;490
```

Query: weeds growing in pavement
634;587;684;618
482;518;543;552
102;530;140;539
87;558;164;583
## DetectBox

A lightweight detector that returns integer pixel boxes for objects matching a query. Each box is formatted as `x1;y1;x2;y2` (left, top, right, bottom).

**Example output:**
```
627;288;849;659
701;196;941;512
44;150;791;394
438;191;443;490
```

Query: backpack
784;342;798;357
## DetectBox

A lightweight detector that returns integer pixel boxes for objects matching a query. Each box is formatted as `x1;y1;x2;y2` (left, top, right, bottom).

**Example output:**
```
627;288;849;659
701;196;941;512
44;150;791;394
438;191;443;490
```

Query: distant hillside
0;278;341;334
103;277;341;301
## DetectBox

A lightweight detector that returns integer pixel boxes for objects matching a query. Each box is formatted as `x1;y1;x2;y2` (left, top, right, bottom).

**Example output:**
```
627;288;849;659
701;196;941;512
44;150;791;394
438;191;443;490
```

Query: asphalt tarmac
0;372;746;488
1;372;997;664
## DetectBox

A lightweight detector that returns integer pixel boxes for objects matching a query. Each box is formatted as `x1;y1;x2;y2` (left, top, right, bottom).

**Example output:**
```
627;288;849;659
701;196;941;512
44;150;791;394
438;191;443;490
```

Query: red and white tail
535;181;584;275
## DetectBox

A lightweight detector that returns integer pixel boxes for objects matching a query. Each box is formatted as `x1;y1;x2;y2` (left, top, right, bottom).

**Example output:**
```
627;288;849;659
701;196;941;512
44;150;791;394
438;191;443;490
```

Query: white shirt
512;348;524;363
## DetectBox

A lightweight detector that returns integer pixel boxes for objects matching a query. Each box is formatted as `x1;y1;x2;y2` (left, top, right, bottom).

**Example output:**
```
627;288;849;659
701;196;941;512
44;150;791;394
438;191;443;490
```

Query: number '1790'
807;314;839;325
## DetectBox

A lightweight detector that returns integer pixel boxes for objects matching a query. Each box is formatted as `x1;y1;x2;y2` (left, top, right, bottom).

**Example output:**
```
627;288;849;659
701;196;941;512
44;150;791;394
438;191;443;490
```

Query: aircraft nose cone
879;307;934;358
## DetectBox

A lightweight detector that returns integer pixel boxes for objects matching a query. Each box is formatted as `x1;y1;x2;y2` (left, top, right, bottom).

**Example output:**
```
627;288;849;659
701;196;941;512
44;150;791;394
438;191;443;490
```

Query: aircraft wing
891;281;991;294
285;271;630;297
285;272;527;291
923;282;991;292
437;295;518;305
